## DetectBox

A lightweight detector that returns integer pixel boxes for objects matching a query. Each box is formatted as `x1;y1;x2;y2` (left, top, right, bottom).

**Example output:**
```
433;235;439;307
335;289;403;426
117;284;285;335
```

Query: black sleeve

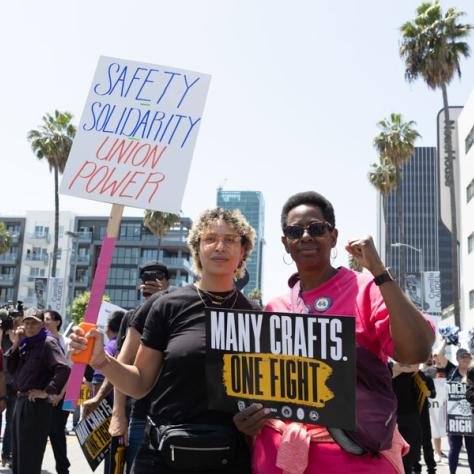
467;368;474;405
420;371;436;398
131;289;172;335
116;309;135;353
141;297;170;351
43;339;71;395
84;365;94;382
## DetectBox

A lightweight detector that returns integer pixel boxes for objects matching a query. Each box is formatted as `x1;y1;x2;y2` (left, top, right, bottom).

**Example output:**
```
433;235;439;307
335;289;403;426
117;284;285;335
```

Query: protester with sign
234;191;434;474
5;308;70;473
446;348;474;473
70;208;256;473
431;340;456;461
44;310;71;474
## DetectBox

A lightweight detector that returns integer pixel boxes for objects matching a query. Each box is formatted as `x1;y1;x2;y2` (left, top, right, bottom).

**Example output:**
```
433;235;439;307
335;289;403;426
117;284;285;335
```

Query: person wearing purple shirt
5;308;70;474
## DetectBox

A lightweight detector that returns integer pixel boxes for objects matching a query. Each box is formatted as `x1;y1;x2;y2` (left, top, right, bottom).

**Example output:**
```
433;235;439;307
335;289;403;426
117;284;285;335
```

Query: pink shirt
252;267;428;474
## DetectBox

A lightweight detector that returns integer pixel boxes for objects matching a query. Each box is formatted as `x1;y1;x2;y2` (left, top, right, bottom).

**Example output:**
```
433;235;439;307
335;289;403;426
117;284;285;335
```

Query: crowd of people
3;191;474;474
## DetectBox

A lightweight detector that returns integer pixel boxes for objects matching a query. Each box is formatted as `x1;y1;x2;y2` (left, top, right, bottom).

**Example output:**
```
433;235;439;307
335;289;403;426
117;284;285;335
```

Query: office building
216;190;265;294
0;217;26;304
69;216;194;309
457;93;474;327
381;147;446;313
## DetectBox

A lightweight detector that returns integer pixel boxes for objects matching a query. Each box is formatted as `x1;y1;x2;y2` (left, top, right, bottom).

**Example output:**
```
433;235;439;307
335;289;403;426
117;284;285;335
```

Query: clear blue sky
2;0;474;300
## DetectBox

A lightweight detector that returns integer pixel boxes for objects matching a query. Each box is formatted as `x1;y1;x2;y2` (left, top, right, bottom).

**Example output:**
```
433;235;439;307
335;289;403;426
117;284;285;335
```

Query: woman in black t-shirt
70;208;256;474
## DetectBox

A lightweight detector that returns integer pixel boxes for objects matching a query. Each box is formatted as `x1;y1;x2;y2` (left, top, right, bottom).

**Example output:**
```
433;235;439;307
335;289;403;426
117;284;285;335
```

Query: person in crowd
414;359;437;474
5;308;70;473
91;310;125;398
84;262;171;473
234;191;435;474
70;208;256;474
447;348;474;473
44;310;71;474
431;340;456;462
1;308;23;467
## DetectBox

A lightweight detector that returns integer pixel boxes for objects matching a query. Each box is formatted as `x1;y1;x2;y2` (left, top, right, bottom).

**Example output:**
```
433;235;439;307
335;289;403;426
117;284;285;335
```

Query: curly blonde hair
187;208;255;279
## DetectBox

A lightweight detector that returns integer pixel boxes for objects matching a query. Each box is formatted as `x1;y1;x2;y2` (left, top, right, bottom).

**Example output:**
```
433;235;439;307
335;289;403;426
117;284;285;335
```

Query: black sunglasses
283;221;332;240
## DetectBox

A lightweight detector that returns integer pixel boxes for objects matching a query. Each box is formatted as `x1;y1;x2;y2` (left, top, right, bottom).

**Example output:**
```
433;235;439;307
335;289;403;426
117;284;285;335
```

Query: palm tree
27;111;76;277
373;113;420;291
368;157;397;260
143;210;181;262
400;1;472;327
0;222;12;256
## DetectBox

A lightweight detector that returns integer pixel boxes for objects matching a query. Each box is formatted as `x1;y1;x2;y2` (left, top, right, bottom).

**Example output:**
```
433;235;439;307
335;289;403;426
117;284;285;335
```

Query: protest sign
446;381;474;436
60;56;211;213
75;399;113;470
96;301;125;344
429;378;447;438
205;309;356;428
34;277;48;309
47;277;65;313
62;56;211;410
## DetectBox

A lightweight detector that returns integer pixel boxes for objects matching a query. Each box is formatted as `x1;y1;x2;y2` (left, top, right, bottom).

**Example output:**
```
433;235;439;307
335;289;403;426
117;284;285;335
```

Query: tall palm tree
400;1;472;327
0;222;12;256
373;113;420;290
27;111;76;277
143;210;181;263
368;157;397;260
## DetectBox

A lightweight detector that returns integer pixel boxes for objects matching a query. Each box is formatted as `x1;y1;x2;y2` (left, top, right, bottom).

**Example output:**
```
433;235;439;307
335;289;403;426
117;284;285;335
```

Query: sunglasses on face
283;221;332;240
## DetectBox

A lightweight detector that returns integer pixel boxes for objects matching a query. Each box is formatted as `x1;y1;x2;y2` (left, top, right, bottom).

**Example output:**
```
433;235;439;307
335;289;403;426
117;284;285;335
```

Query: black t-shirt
126;289;173;419
141;284;254;425
116;309;136;353
392;371;419;416
436;360;456;379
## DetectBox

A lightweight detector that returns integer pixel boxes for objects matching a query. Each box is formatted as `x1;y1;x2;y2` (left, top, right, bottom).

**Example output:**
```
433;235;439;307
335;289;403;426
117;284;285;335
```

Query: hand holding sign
233;403;270;436
70;324;107;367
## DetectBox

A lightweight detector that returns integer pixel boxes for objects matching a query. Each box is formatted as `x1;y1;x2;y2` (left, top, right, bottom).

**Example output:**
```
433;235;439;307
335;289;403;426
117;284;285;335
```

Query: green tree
0;222;12;256
248;288;263;309
400;1;472;326
143;210;181;261
368;157;397;259
70;291;110;325
348;255;363;273
373;113;420;290
27;111;76;278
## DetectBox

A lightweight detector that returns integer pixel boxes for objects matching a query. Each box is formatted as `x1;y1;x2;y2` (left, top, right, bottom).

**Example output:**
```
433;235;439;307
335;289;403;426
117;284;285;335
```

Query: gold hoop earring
283;253;293;266
331;247;338;262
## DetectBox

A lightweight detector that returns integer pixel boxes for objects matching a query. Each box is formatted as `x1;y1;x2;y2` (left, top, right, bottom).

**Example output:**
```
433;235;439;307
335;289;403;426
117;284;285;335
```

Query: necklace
195;285;239;309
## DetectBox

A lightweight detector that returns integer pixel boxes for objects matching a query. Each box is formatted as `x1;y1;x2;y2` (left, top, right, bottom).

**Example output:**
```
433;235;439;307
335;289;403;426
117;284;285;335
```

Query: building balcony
0;254;18;264
76;255;91;265
27;232;51;243
25;254;49;265
77;231;92;243
0;275;15;286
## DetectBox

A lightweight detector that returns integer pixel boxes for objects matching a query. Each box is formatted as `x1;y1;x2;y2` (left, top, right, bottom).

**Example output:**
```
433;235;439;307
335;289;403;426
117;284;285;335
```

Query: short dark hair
108;310;125;334
281;191;336;229
139;262;169;280
44;310;63;331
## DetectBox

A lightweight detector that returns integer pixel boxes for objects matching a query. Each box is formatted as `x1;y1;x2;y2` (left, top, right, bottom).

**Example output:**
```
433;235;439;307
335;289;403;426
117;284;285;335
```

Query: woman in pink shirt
234;191;435;474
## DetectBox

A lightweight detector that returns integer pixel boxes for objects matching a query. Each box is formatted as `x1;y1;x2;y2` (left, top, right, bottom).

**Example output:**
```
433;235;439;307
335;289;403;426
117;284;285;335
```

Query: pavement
0;430;471;473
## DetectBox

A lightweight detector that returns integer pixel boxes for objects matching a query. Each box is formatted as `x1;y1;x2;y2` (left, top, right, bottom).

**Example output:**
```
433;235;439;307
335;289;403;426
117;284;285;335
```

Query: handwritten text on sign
205;309;356;428
60;57;211;213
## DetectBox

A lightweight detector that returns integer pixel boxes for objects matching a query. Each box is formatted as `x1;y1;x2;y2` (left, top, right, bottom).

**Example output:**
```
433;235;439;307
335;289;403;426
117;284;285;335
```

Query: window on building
142;249;158;263
470;290;474;309
112;247;140;265
34;225;49;236
466;124;474;154
6;224;20;237
107;267;138;286
105;288;138;308
119;223;141;241
0;288;14;303
30;268;45;277
467;179;474;204
469;233;474;254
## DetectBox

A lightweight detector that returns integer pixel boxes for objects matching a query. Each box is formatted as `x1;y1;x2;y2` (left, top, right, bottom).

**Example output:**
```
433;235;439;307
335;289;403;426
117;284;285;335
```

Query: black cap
139;261;169;279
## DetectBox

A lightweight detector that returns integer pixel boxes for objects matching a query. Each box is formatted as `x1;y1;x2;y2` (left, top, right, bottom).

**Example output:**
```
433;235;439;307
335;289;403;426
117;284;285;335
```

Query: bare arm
70;328;162;400
436;339;448;368
346;237;434;364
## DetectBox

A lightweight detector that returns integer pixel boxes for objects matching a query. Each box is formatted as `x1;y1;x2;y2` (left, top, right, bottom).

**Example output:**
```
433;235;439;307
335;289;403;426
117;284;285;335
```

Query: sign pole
63;204;124;410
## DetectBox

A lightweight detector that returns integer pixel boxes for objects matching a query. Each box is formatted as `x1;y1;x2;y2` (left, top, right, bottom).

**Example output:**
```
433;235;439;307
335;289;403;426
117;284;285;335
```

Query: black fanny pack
146;417;238;471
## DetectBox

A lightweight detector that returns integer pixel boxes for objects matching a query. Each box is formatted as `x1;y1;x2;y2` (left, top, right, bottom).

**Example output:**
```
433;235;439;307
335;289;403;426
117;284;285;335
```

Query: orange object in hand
71;322;97;365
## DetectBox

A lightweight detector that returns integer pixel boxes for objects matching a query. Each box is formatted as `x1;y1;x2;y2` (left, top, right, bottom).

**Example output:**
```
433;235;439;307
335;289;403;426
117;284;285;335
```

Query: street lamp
391;242;425;310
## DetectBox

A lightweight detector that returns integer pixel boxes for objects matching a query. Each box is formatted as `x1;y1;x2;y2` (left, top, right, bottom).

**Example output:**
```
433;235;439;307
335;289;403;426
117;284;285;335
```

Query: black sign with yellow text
205;309;356;429
75;399;113;471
